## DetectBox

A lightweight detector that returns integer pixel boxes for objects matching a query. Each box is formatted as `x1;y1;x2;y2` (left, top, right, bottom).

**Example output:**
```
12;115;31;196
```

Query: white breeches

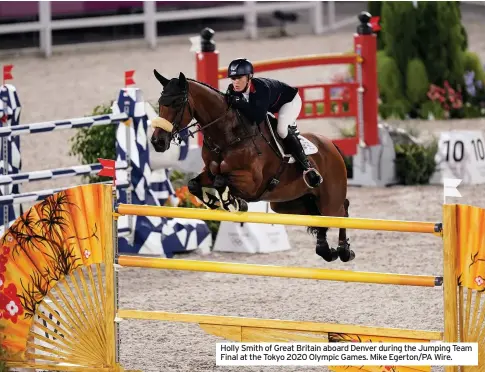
276;93;302;139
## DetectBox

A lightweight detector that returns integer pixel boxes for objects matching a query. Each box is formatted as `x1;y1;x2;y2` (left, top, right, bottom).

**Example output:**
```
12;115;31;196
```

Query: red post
354;12;379;147
195;28;219;147
196;52;219;89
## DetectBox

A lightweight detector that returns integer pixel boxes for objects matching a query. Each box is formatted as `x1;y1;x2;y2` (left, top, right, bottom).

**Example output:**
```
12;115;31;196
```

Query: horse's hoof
187;179;201;194
238;199;248;212
316;245;339;262
213;174;227;188
337;241;355;262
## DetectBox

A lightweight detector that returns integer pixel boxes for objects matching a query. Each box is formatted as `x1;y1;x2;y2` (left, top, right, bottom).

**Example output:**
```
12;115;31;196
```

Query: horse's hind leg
273;195;339;262
336;198;354;262
316;197;354;263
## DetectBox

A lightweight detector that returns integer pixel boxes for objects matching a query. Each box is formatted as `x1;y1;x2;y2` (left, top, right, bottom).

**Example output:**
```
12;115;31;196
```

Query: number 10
471;139;485;160
444;139;485;162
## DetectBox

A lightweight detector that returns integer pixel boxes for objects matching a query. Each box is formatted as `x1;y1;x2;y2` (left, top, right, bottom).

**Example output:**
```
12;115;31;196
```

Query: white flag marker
189;35;201;53
443;178;462;204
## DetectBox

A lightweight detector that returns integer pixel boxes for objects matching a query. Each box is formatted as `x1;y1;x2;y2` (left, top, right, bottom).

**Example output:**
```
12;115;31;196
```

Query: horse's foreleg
215;163;259;213
211;174;248;212
188;171;221;210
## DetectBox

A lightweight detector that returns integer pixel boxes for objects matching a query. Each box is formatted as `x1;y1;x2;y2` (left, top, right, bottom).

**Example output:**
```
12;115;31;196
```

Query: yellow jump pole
116;204;441;235
116;256;443;287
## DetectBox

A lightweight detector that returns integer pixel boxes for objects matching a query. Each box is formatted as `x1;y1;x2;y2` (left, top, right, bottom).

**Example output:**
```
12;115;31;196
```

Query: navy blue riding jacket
227;77;298;124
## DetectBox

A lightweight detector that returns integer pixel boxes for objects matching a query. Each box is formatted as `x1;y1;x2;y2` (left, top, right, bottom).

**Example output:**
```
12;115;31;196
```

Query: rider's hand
225;84;235;95
227;94;241;106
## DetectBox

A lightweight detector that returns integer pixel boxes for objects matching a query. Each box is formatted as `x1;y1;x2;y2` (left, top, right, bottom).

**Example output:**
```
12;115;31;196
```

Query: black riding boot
283;128;323;188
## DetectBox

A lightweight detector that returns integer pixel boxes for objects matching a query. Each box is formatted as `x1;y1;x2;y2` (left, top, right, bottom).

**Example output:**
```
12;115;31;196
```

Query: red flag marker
98;158;117;186
3;64;13;85
370;16;381;32
125;70;135;87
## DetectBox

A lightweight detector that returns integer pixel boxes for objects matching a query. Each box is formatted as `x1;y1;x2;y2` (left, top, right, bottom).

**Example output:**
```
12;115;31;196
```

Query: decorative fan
0;183;116;371
455;205;485;371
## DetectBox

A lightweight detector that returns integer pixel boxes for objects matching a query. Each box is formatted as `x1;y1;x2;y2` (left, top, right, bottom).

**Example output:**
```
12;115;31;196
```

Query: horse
150;70;354;263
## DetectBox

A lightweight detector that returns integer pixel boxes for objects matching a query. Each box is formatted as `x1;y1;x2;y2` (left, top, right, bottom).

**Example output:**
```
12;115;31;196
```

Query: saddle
263;113;318;164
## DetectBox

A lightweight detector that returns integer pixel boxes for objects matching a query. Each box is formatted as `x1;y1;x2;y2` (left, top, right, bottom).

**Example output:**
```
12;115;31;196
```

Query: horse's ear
178;72;187;90
153;69;169;87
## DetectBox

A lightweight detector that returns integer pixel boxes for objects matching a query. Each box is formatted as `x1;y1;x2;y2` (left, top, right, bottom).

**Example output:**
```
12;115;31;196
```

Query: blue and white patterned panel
0;84;21;232
149;168;179;206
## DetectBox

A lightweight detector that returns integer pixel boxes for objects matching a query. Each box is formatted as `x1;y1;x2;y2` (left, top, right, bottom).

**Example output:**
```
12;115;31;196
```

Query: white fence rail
0;1;344;58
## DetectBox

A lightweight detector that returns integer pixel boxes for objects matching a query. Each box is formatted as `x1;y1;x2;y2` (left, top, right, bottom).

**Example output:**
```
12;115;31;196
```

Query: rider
225;58;322;188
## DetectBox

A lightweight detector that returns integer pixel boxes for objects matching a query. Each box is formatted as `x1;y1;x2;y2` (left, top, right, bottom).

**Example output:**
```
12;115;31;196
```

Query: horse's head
151;70;194;152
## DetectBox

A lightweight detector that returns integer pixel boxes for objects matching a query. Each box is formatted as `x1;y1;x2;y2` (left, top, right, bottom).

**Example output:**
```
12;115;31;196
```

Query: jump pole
116;203;442;235
117;255;442;287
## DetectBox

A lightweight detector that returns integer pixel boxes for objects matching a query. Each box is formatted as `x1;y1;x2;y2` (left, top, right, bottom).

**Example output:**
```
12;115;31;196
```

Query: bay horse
150;70;354;263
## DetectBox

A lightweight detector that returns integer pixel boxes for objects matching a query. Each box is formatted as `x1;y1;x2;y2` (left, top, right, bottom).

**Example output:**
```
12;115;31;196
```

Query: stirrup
302;168;322;188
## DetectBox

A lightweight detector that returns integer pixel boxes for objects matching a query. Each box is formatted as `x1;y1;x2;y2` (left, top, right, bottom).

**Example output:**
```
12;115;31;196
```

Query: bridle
157;85;238;153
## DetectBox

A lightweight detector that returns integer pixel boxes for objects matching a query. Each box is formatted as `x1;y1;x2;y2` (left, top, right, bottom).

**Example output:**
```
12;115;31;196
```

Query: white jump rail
0;112;128;137
0;160;128;186
0;1;346;57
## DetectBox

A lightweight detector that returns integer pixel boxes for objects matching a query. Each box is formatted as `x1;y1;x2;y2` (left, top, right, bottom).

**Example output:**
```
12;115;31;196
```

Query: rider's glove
227;94;241;105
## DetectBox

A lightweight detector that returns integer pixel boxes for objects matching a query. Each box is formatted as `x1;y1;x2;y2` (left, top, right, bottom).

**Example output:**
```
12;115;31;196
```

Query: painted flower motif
84;250;91;259
475;276;484;286
0;283;24;323
5;300;19;317
0;273;4;290
2;246;9;256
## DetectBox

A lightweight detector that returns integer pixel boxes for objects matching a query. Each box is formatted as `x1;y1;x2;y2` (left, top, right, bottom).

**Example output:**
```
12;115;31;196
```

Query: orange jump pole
117;255;442;287
115;204;441;235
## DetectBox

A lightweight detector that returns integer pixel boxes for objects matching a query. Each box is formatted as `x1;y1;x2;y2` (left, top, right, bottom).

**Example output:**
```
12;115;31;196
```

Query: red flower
2;246;9;256
0;283;24;323
0;255;7;273
0;273;4;290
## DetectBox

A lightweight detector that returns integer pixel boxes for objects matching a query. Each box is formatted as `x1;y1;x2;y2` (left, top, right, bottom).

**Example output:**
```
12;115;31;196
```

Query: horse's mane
187;78;225;98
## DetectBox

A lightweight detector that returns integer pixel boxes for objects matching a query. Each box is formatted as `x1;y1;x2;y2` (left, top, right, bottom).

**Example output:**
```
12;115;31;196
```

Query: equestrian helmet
227;58;254;78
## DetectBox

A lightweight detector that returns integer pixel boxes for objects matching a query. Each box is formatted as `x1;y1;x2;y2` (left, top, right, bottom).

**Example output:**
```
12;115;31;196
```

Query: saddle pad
286;135;319;164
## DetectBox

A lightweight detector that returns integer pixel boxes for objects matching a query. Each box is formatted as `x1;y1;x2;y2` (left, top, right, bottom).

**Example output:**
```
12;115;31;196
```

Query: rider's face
231;75;249;92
